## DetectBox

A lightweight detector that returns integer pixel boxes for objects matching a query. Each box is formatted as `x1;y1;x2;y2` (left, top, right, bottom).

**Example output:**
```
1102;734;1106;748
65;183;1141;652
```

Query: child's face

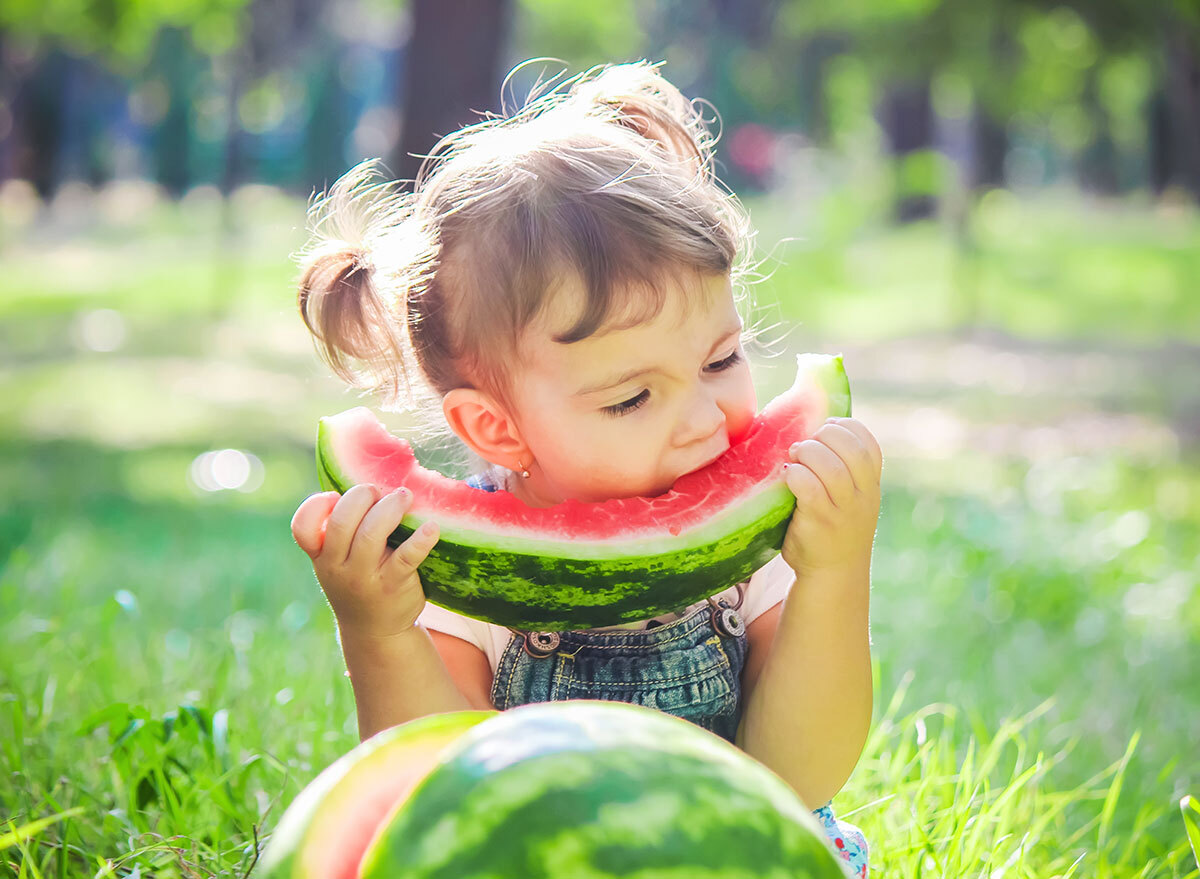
509;271;756;506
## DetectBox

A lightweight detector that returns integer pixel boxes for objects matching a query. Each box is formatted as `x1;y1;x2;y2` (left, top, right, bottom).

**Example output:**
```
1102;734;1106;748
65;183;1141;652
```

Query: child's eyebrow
574;322;743;396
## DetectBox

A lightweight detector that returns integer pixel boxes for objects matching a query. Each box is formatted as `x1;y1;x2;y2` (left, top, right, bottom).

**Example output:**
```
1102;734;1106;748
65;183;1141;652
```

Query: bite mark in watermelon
315;353;851;630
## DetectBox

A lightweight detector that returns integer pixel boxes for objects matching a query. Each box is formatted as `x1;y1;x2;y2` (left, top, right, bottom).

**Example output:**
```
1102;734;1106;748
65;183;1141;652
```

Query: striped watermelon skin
316;353;851;631
358;701;851;879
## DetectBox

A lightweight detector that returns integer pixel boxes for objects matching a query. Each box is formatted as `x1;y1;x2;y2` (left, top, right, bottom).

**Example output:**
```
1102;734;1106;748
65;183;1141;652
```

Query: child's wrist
784;553;871;583
783;558;871;610
336;617;422;650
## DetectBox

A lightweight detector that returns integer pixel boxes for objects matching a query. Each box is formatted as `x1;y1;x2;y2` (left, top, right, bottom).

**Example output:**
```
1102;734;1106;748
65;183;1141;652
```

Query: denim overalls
473;475;870;876
491;583;749;740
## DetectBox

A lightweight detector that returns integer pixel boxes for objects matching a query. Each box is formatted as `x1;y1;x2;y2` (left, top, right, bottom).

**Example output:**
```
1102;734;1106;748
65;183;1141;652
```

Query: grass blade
1182;795;1200;872
0;807;84;851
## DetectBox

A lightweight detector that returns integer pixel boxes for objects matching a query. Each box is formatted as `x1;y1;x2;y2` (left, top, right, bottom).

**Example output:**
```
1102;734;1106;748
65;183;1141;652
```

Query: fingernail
394;486;409;498
419;521;437;537
789;442;801;454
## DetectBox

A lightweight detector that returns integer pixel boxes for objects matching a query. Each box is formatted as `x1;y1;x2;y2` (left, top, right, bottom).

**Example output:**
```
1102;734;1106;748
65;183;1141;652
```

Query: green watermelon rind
358;701;852;879
314;354;850;630
369;493;790;628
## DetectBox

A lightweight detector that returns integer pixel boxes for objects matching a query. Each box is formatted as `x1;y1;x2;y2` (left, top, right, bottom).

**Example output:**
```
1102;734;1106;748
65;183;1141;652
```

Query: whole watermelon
258;701;851;878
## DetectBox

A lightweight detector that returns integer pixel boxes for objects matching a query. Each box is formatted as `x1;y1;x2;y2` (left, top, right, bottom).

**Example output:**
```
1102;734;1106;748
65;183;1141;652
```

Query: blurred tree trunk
708;0;783;191
796;35;846;144
235;0;325;190
219;44;248;198
971;105;1008;190
393;0;512;187
1163;28;1200;199
1149;86;1173;193
713;0;780;44
879;78;937;222
303;45;349;192
211;0;324;319
153;28;193;197
969;24;1016;193
1079;67;1121;194
10;47;67;197
215;45;247;321
80;59;116;185
0;31;11;182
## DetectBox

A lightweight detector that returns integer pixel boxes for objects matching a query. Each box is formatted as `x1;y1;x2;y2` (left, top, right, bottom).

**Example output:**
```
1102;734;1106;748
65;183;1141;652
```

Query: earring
518;459;531;479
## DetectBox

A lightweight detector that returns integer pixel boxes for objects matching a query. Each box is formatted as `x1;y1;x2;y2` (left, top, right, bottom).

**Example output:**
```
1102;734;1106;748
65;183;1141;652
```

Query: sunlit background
1;0;1198;876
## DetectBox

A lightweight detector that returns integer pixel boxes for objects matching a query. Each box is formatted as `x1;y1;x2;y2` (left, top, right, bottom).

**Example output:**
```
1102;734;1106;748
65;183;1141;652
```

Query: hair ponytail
297;246;404;394
294;161;439;410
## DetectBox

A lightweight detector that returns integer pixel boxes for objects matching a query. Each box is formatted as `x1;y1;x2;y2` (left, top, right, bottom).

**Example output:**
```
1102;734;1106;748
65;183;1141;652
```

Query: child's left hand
781;416;883;580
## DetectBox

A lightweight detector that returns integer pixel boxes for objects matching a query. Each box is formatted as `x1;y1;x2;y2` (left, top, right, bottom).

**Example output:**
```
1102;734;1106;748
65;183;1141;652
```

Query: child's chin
578;479;671;502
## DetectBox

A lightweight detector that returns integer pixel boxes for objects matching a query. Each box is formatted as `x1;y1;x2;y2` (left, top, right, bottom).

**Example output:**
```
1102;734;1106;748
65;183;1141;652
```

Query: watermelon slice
315;353;850;630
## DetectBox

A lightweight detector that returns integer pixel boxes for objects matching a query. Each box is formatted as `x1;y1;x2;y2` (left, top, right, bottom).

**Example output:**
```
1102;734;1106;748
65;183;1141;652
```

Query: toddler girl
289;60;879;876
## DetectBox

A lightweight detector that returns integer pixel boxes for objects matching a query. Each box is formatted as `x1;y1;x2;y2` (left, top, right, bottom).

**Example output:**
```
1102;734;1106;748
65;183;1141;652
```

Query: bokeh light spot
190;449;265;493
114;589;139;616
74;308;127;352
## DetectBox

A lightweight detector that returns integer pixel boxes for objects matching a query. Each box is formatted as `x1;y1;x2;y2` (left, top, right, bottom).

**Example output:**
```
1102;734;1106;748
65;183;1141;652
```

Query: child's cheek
726;382;757;445
728;406;754;445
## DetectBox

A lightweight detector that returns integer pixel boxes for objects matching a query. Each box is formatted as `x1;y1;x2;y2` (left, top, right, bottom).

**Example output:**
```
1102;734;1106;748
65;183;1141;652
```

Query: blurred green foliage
0;0;247;64
3;0;1198;200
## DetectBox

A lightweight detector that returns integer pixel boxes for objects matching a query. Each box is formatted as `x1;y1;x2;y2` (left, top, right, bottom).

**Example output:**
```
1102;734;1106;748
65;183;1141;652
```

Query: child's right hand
290;484;441;639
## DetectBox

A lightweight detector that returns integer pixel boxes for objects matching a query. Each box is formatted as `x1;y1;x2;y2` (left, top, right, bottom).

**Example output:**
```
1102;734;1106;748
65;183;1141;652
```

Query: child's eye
601;352;741;418
706;351;742;372
603;389;650;418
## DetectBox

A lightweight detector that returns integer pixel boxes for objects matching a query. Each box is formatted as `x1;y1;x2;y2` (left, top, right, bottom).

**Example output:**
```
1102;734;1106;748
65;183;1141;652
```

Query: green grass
1;184;1198;876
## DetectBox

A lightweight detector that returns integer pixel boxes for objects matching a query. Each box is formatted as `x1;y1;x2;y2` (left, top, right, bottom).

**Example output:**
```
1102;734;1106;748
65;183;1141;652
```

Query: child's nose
674;389;726;446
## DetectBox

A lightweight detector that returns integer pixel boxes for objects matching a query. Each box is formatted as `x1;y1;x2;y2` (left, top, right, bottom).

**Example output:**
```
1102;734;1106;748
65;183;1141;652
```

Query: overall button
524;631;561;657
712;607;745;638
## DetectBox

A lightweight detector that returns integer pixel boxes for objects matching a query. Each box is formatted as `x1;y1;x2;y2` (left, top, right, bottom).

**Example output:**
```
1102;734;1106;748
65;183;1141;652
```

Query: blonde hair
296;59;765;476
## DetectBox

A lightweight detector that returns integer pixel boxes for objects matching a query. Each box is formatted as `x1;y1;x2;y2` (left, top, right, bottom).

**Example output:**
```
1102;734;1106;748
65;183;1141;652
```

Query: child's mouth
679;443;730;481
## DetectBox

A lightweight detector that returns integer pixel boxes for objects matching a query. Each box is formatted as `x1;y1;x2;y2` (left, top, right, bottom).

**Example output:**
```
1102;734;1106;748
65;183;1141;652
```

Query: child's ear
442;388;528;470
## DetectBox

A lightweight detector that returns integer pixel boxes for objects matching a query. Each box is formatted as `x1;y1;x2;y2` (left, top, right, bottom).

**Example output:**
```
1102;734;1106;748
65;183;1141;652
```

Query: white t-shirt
417;552;796;674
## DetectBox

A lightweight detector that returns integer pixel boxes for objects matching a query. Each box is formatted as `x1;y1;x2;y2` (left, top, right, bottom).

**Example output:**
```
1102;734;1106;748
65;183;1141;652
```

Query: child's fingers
324;484;380;565
349;486;414;566
810;421;877;493
788;439;854;507
829;417;883;479
783;461;832;509
291;491;342;559
380;521;440;581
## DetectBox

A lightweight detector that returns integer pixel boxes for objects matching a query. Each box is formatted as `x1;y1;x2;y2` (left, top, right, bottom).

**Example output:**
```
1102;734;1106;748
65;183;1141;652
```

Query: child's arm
737;562;872;808
736;417;881;808
292;484;478;740
338;625;478;740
